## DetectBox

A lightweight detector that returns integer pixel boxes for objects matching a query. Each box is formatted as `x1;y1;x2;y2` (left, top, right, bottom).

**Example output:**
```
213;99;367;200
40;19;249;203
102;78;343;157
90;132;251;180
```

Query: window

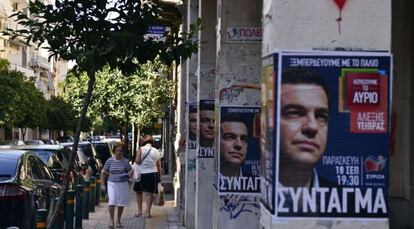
35;157;52;180
27;156;45;180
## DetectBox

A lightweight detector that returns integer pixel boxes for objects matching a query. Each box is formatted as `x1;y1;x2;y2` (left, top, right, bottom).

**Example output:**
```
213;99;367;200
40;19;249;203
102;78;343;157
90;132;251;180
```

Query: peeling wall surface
261;0;391;228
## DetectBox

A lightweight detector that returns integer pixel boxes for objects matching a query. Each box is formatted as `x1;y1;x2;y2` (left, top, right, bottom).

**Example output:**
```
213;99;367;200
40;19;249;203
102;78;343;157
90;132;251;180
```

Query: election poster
188;103;198;150
199;100;215;158
218;106;261;194
274;50;392;218
260;53;278;213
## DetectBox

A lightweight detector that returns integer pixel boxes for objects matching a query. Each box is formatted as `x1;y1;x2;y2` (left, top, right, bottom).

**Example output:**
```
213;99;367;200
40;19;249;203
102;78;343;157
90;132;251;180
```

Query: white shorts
107;181;130;207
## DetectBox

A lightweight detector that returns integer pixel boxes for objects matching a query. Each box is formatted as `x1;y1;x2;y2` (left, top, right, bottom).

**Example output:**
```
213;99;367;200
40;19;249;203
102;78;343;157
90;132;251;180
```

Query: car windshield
29;150;53;163
79;144;96;158
0;158;17;181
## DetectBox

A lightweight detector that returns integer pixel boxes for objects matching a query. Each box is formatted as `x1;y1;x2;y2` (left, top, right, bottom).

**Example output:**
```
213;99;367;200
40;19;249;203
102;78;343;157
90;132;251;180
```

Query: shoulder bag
133;148;151;183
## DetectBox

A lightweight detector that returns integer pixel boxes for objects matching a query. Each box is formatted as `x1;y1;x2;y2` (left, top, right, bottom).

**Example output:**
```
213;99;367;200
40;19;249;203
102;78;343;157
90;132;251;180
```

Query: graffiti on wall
219;84;260;106
199;66;216;100
219;195;260;220
332;0;348;34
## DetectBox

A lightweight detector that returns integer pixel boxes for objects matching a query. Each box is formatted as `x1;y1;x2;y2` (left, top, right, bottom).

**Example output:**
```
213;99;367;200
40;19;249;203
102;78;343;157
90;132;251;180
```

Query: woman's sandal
116;222;123;228
134;212;143;218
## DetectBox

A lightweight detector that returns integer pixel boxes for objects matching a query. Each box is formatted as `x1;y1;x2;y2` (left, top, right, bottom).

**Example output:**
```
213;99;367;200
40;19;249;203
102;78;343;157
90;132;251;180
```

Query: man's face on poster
189;112;197;136
200;110;214;140
220;121;248;167
280;84;329;168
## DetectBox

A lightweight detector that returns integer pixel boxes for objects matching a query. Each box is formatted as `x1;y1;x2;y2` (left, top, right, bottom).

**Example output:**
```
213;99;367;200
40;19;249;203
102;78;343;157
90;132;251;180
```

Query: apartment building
0;0;69;141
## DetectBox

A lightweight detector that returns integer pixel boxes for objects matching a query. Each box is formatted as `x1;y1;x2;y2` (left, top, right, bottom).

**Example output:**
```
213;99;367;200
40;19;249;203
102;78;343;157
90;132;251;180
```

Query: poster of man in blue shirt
274;51;392;218
219;106;261;194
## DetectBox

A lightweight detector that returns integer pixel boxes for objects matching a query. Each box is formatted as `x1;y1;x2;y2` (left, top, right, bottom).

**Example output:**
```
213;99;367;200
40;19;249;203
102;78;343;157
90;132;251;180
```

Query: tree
93;58;173;154
6;1;199;226
0;60;26;127
46;96;77;134
0;58;47;139
63;59;173;154
15;79;48;139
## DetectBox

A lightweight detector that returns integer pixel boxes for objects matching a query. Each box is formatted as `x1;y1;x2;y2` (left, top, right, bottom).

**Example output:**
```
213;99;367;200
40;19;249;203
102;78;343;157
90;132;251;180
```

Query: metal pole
35;209;47;229
82;181;90;219
75;184;83;229
89;176;96;212
95;173;101;205
64;190;75;229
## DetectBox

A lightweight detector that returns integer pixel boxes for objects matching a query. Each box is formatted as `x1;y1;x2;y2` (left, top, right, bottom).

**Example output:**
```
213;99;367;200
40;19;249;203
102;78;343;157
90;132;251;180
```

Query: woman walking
101;142;132;228
133;135;161;218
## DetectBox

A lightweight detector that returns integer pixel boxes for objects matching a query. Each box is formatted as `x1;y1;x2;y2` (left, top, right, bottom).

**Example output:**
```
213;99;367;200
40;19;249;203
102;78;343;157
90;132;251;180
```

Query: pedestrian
133;135;162;218
101;142;132;228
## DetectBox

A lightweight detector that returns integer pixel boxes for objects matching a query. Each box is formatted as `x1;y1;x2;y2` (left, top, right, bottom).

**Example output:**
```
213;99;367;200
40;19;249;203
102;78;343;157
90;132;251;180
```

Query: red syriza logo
365;155;386;172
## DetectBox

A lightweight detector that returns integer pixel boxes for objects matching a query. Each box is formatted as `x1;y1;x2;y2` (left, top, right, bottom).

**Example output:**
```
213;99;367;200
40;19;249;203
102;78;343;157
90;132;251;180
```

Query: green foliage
6;0;200;74
46;96;77;132
0;58;47;129
15;79;48;130
98;58;173;127
63;58;173;130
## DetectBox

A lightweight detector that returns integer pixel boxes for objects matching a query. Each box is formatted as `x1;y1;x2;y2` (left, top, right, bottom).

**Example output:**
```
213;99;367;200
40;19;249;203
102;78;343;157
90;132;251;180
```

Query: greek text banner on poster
199;100;215;158
218;106;261;194
275;51;392;219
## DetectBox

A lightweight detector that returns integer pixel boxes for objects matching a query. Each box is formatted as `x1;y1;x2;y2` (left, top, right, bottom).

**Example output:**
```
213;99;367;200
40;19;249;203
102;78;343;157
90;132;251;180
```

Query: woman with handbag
133;135;162;218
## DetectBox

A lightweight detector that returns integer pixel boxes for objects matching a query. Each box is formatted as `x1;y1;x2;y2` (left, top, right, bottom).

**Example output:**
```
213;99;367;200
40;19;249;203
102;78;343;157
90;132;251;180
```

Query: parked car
91;141;113;166
43;139;59;145
0;149;63;228
61;142;101;179
24;140;45;145
62;145;93;182
57;135;74;143
0;140;25;149
17;145;82;187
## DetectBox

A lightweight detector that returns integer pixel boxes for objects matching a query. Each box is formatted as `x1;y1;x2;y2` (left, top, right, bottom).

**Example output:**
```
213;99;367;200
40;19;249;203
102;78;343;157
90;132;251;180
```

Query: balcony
10;0;29;5
30;55;51;70
11;63;35;78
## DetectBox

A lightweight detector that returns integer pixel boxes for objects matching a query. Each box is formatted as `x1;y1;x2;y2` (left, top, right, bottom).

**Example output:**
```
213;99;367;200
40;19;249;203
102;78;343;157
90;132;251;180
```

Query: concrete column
184;0;199;228
389;1;414;228
175;2;188;223
261;0;391;228
212;0;262;228
195;0;216;229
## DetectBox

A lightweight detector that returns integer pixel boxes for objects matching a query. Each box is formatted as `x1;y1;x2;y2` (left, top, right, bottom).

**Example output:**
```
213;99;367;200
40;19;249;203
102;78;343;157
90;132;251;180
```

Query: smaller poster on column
199;100;215;158
188;103;198;150
218;106;261;194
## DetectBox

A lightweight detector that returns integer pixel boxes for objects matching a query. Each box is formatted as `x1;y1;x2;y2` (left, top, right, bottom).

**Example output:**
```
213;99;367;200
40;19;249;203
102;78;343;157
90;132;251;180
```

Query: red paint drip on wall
333;0;347;34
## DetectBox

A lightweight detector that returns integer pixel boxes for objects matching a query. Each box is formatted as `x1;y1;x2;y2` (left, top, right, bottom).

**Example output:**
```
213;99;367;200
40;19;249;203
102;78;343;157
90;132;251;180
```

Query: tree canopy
63;58;173;131
46;96;77;132
0;58;46;131
8;0;199;74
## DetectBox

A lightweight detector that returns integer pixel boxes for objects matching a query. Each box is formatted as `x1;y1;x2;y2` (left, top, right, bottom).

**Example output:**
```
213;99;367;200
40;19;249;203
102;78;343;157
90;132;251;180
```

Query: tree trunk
47;71;96;228
21;128;26;140
132;123;138;159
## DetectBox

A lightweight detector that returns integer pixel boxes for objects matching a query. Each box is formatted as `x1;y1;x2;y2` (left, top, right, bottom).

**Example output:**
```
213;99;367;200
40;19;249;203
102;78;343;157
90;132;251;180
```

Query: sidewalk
82;184;184;229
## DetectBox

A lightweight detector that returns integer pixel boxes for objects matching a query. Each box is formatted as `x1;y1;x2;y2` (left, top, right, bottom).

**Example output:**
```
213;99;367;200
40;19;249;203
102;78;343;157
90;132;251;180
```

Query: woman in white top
133;135;161;218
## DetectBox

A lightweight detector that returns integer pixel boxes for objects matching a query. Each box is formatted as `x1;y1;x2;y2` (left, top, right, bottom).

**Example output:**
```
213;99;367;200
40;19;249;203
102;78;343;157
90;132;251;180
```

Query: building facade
173;0;413;229
0;0;69;141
